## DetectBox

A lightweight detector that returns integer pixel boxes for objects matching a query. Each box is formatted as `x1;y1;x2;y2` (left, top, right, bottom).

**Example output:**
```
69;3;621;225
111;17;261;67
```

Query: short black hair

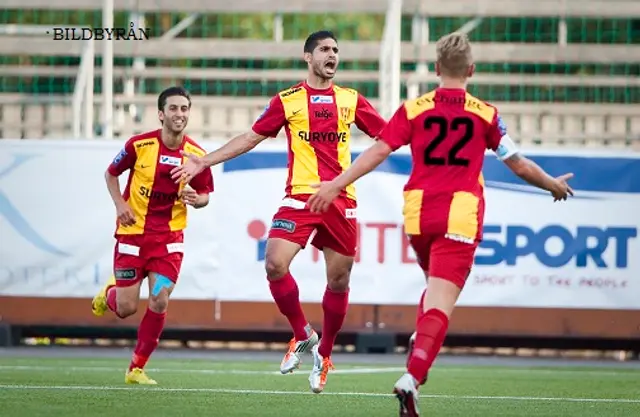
303;30;337;54
158;86;191;111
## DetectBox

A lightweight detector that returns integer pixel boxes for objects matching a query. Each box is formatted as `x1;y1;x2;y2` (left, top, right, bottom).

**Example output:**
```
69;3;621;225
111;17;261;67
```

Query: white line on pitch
0;365;405;375
0;364;636;377
0;385;638;404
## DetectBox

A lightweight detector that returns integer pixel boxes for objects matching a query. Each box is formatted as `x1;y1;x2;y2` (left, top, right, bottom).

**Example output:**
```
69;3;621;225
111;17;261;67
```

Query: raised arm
487;113;574;201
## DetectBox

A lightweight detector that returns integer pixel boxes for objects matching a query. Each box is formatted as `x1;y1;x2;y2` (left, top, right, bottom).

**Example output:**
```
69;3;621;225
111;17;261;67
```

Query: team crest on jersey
339;107;351;123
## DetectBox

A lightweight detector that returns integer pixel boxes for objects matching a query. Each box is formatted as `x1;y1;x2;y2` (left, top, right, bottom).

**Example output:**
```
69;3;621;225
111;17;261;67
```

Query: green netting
0;10;638;103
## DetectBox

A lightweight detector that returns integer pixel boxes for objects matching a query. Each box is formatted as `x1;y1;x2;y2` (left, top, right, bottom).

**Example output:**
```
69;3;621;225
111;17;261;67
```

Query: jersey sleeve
251;95;286;138
190;167;215;194
107;138;136;176
487;111;520;161
378;104;413;151
354;94;387;138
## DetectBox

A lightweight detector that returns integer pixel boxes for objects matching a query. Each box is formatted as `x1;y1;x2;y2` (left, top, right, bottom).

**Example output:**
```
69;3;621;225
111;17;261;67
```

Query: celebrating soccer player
306;32;574;416
91;86;214;385
170;30;387;393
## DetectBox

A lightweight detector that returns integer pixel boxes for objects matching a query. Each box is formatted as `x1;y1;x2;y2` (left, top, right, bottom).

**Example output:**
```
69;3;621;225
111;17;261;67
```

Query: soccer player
170;30;387;393
307;32;574;416
91;86;214;385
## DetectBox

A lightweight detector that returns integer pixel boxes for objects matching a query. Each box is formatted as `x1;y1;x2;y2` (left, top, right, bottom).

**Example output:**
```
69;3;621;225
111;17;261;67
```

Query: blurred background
0;0;638;360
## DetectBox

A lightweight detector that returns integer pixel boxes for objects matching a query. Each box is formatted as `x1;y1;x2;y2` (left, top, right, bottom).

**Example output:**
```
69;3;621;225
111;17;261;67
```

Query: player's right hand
551;173;574;202
116;202;136;226
171;151;205;184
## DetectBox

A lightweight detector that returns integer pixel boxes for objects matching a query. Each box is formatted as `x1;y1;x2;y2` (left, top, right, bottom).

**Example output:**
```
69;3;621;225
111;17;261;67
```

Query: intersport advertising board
1;140;638;309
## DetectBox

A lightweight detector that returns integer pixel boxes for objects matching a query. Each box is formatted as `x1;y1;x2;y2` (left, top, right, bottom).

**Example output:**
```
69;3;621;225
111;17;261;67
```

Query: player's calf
403;271;461;390
407;332;428;387
264;238;318;373
91;275;116;317
93;276;140;318
127;273;173;377
317;248;352;359
116;297;139;318
114;283;142;318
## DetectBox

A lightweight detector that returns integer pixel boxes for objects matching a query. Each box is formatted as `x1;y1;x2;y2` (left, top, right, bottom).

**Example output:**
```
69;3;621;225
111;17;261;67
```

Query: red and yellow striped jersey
251;81;386;200
380;88;507;242
107;129;214;236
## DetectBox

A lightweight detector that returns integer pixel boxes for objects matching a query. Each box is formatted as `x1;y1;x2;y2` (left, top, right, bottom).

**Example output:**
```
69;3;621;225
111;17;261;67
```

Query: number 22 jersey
379;87;519;244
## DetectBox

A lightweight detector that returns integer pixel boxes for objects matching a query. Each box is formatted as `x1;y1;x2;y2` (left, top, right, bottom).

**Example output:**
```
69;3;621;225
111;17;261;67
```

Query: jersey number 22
423;116;474;167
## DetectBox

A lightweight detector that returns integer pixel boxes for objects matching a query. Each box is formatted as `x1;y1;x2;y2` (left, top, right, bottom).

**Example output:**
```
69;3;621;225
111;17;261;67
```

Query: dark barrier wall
2;297;640;340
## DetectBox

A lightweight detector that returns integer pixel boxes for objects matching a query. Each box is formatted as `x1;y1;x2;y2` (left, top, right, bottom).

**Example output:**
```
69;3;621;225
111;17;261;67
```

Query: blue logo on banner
0;154;70;257
477;225;637;268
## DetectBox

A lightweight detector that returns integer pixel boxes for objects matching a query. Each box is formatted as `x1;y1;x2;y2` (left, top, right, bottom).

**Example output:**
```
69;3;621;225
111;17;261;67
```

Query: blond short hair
436;32;473;78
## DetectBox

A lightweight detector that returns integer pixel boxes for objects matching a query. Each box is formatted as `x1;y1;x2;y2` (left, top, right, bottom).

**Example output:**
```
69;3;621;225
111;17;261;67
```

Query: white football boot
279;328;319;374
308;343;334;393
393;373;421;417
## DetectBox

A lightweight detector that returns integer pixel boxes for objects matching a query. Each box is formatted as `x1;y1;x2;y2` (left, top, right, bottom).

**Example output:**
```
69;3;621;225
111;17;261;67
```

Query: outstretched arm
201;130;267;168
488;113;574;202
502;152;574;200
307;140;393;213
172;93;286;184
329;140;392;191
307;102;411;213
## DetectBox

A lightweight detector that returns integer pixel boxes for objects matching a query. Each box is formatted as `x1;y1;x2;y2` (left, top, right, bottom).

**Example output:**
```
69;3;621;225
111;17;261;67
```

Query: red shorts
113;231;184;287
267;194;357;257
409;233;478;289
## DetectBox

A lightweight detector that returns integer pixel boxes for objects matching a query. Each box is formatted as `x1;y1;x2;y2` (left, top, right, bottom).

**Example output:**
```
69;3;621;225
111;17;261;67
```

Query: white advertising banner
1;140;638;309
0;140;221;301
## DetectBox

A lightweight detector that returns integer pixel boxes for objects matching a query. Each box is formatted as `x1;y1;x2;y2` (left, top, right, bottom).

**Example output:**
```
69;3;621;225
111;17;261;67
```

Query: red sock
415;288;427;327
106;286;125;318
129;308;166;371
407;308;449;384
268;272;310;341
318;286;349;358
408;288;428;372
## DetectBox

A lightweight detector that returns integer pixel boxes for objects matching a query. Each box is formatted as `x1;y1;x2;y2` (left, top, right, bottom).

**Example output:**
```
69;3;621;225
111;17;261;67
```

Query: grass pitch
0;354;639;416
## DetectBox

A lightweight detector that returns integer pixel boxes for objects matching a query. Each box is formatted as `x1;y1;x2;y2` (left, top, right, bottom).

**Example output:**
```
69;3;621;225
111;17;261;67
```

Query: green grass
0;356;639;416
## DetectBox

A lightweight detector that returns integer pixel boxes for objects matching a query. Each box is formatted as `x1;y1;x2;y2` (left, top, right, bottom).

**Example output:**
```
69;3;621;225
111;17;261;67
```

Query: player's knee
264;255;290;280
149;274;173;313
149;294;169;313
325;253;353;291
327;268;351;292
116;299;138;317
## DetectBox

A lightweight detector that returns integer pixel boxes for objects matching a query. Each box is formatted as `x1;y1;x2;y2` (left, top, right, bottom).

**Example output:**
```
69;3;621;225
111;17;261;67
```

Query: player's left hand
551;173;575;202
179;186;199;207
308;181;341;213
